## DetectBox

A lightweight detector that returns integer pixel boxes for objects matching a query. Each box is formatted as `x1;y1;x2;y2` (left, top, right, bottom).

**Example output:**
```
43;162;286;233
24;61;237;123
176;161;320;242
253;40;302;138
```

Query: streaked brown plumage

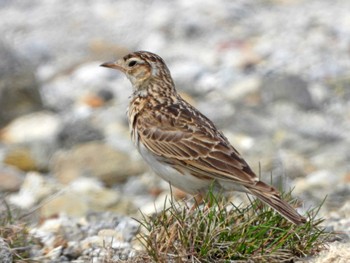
101;51;306;225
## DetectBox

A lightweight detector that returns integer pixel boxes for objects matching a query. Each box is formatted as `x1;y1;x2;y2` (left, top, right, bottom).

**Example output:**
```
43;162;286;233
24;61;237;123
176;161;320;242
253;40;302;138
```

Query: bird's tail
246;181;306;225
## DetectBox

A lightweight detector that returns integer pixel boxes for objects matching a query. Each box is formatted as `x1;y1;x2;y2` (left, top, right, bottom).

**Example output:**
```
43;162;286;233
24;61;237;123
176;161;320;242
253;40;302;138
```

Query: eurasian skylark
101;51;306;225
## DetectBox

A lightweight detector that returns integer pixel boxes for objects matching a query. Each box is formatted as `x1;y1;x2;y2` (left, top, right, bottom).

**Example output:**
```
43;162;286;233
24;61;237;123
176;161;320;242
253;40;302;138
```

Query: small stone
97;89;114;102
0;41;43;127
3;147;38;172
327;186;350;211
0;111;62;171
108;197;137;215
41;191;90;218
62;241;82;260
139;192;172;215
273;150;314;179
78;212;138;250
339;200;350;218
309;242;350;263
69;178;121;210
57;120;104;149
260;74;315;110
0;238;12;263
8;172;56;209
41;177;123;217
0;165;25;192
227;76;261;102
294;170;340;200
98;229;124;243
51;142;145;185
0;111;62;144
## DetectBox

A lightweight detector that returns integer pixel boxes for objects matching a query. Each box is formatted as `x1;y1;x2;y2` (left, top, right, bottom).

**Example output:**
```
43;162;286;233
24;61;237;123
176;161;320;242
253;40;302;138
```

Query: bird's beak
100;59;126;73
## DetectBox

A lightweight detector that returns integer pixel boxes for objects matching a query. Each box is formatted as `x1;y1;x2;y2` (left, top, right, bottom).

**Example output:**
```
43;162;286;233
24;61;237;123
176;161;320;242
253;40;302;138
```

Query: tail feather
246;181;306;225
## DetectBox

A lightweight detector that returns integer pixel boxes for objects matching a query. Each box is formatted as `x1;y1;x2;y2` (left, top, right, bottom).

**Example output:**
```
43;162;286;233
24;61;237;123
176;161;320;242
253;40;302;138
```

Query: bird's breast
136;143;212;194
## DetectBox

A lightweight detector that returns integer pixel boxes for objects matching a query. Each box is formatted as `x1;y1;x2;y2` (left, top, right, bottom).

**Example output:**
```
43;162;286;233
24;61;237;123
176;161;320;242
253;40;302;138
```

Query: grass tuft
135;189;330;263
0;198;35;262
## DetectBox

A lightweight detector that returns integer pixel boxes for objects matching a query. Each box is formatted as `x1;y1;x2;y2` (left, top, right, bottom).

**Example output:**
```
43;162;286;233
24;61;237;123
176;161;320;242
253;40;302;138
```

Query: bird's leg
190;193;215;211
189;194;204;211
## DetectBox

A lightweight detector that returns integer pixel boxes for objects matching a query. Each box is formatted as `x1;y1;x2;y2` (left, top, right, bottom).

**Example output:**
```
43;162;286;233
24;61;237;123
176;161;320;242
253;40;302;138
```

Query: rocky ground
0;0;350;262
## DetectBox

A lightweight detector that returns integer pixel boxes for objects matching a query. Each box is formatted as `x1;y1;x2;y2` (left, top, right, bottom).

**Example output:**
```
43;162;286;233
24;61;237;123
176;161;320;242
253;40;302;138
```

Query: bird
101;51;306;225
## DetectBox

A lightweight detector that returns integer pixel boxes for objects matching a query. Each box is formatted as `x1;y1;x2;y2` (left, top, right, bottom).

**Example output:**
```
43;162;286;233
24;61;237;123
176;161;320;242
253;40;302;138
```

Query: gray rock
57;120;104;149
294;169;341;204
327;185;350;211
96;89;114;103
51;142;146;186
271;150;310;180
0;237;12;263
225;108;275;136
260;74;315;110
0;41;43;127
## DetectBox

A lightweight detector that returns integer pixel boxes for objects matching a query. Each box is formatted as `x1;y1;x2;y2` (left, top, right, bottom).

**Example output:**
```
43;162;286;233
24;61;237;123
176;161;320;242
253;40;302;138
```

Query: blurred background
0;0;350;259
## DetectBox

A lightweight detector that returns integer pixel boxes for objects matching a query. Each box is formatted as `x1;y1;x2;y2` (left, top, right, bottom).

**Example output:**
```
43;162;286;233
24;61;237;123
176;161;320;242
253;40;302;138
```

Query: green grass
135;189;330;263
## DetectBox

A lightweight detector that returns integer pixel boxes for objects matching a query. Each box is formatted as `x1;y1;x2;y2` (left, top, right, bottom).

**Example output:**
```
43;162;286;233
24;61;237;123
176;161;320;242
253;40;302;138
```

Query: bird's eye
128;60;137;67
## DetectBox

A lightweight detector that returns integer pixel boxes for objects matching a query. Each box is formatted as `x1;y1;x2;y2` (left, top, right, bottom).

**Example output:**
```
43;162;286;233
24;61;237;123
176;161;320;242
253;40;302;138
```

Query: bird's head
101;51;174;92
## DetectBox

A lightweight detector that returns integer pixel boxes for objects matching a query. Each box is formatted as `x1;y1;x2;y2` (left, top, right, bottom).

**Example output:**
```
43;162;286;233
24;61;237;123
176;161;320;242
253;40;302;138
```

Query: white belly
138;144;212;194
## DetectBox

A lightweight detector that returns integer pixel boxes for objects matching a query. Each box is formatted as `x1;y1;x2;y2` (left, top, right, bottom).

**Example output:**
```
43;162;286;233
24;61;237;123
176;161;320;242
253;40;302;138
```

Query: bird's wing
134;101;259;185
